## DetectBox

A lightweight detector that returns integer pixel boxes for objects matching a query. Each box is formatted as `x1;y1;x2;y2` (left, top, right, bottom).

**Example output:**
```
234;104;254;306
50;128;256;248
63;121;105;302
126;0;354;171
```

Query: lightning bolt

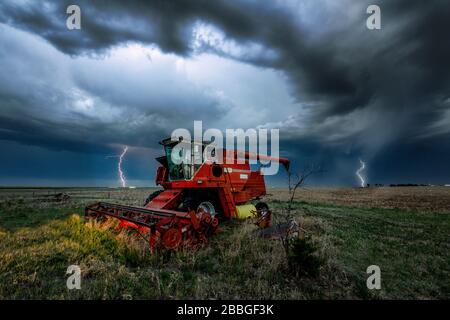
356;159;366;188
118;146;128;188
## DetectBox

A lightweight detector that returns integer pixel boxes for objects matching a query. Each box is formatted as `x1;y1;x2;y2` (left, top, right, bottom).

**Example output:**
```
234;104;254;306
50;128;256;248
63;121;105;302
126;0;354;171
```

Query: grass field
0;187;449;299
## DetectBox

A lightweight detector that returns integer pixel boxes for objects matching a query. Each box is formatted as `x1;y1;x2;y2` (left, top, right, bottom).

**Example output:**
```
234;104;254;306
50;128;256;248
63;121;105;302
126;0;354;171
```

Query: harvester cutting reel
85;202;219;251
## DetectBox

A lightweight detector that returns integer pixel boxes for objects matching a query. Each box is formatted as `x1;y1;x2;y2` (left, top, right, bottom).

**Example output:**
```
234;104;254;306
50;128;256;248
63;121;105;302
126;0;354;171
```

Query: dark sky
0;0;449;187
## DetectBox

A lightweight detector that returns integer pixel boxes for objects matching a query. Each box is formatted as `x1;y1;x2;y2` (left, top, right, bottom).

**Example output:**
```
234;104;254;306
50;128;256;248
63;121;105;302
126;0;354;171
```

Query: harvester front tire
197;201;217;217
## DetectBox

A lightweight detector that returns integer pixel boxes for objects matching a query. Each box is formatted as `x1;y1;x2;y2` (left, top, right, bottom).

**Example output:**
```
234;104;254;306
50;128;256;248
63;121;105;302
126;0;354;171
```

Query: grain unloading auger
85;138;290;250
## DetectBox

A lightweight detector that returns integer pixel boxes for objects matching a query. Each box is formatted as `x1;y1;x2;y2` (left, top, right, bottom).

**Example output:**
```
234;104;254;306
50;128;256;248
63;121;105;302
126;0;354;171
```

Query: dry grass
267;186;450;212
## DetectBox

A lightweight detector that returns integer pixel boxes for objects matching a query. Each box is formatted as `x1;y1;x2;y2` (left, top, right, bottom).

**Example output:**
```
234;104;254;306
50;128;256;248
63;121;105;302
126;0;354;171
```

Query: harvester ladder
223;170;237;218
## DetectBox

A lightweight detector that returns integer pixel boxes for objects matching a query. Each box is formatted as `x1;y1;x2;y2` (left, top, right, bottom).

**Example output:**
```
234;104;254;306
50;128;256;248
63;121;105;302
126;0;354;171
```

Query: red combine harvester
85;138;289;250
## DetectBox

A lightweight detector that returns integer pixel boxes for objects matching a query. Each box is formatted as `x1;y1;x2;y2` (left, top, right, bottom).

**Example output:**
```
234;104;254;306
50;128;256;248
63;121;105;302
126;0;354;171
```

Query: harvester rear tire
255;202;269;217
255;202;271;229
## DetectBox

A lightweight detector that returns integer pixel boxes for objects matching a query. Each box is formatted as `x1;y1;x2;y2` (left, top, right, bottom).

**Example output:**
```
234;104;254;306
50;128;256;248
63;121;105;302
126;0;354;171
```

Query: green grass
0;199;449;299
271;200;450;299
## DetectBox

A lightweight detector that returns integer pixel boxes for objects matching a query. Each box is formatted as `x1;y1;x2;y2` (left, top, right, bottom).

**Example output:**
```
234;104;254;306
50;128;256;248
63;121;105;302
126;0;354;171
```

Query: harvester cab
156;138;208;181
85;138;289;250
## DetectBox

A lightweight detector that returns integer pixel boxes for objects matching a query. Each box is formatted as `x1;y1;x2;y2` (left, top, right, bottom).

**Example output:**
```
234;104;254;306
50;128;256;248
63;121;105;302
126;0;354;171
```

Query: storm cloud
0;0;449;185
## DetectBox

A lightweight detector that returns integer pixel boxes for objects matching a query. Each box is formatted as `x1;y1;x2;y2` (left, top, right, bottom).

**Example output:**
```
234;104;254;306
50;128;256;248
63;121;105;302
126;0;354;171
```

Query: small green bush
286;236;323;277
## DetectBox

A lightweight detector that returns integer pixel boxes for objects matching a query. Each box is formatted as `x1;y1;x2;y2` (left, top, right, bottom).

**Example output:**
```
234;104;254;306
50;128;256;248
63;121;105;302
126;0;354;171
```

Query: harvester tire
255;202;269;217
255;202;271;229
197;201;217;217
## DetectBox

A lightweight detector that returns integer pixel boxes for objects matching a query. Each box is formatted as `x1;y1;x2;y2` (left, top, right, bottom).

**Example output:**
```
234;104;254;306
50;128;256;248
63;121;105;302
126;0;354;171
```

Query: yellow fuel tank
235;204;257;219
